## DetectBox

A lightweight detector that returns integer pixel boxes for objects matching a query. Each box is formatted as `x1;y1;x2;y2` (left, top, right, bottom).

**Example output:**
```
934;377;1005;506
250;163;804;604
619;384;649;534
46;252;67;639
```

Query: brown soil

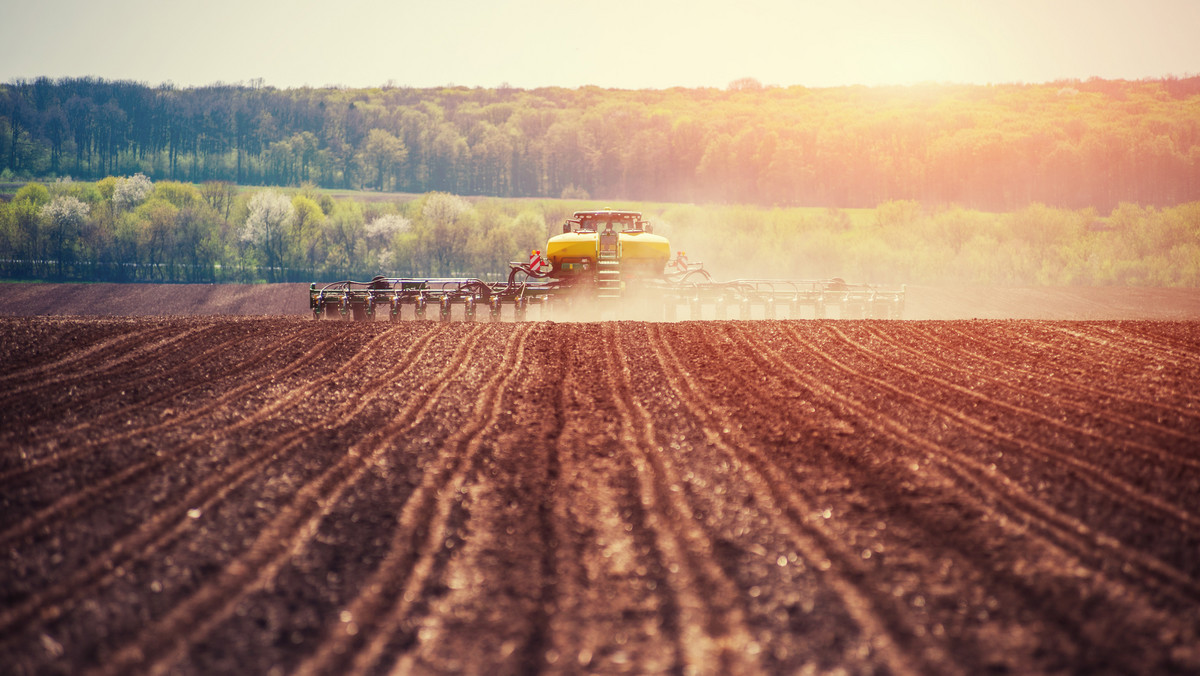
1;313;1198;675
0;283;312;317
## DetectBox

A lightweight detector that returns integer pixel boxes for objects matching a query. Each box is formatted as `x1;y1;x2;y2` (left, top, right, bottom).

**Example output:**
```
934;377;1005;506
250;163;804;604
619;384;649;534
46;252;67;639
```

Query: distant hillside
3;77;1200;210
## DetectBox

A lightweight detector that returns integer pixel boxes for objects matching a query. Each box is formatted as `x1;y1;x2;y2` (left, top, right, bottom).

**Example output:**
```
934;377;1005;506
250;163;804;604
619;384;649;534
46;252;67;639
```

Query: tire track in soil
0;323;260;478
719;323;1194;674
0;319;114;380
0;322;211;406
0;320;262;450
1066;323;1200;371
0;325;349;546
985;322;1199;400
359;326;688;675
644;323;938;676
831;324;1200;527
776;323;1200;604
86;324;493;676
601;323;763;675
0;323;443;640
290;324;534;676
528;335;596;675
935;322;1200;430
849;322;1200;466
0;322;328;486
0;320;167;386
1108;321;1200;361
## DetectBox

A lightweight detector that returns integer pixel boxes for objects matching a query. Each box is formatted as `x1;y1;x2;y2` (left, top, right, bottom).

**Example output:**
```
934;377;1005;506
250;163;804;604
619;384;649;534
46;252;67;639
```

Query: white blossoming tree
40;195;90;275
364;213;412;272
112;173;153;211
242;190;295;281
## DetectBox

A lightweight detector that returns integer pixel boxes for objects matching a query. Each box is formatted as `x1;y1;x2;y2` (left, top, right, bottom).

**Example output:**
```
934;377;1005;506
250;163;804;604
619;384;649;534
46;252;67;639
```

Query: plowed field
2;316;1199;675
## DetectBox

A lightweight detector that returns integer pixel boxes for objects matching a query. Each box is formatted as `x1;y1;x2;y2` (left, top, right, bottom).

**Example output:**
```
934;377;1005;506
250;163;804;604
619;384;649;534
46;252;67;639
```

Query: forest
2;76;1200;211
2;175;1198;288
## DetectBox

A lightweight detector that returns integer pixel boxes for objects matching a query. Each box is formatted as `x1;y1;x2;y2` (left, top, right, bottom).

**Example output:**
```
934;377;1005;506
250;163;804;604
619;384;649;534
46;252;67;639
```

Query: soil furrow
0;319;110;380
2;320;263;448
0;323;443;639
341;326;536;675
0;323;328;486
293;323;533;676
378;325;566;674
857;323;1200;464
604;323;763;675
645;323;937;676
539;324;687;674
779;323;1200;603
832;324;1200;525
999;322;1199;398
0;321;165;386
1068;323;1200;370
86;324;489;676
5;314;1198;676
723;323;1193;673
709;324;1025;670
935;322;1200;427
0;323;209;406
1110;321;1200;359
0;327;355;544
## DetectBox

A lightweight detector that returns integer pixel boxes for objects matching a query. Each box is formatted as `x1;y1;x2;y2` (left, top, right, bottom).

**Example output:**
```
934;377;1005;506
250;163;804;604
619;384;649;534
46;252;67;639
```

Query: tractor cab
562;210;652;234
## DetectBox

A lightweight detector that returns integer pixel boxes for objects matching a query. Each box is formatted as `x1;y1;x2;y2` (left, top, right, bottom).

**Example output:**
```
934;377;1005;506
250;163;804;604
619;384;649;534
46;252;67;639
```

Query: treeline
0;177;553;283
2;77;1200;211
2;175;1197;287
661;200;1200;287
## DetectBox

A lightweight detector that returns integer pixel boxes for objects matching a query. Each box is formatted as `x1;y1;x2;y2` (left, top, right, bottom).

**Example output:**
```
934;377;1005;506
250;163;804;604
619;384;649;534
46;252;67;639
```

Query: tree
200;180;237;222
173;203;222;282
40;195;89;275
113;172;153;210
4;77;1200;210
135;199;179;280
153;180;202;209
323;200;365;278
728;77;764;92
14;182;51;208
363;213;410;271
242;190;295;281
419;192;472;276
291;194;326;278
42;106;70;175
360;128;408;191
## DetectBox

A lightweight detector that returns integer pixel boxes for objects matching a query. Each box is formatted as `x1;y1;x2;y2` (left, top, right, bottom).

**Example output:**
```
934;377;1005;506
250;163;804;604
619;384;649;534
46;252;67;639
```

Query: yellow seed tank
545;211;671;278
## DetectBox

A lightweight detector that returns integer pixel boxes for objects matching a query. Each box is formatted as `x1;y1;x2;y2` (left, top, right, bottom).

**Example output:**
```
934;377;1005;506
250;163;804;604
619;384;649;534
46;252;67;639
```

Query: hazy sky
2;0;1197;89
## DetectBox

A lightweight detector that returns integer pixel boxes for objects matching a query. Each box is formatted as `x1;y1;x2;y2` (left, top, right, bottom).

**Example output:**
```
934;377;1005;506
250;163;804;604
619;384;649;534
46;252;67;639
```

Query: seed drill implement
310;210;904;321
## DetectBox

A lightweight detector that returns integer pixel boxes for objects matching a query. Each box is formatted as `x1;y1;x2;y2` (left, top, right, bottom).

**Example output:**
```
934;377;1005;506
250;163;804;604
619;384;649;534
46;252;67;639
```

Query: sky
2;0;1197;90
